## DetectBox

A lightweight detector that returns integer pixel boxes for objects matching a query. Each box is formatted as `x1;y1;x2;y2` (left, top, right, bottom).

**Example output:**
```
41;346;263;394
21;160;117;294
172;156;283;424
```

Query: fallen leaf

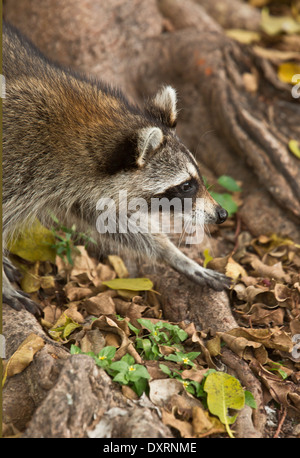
204;372;245;438
7;219;56;263
80;329;106;354
161;409;193;438
102;277;154;291
218;331;268;364
82;294;116;316
226;256;247;281
229;327;293;352
108;255;129;278
3;334;45;385
192;406;225;437
20;262;41;293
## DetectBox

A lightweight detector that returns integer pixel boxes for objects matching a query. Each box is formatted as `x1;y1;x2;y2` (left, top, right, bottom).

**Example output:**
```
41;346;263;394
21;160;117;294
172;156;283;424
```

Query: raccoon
3;23;229;316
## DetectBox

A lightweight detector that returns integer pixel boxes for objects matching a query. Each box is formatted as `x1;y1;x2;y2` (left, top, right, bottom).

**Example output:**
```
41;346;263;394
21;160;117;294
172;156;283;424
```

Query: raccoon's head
126;85;228;227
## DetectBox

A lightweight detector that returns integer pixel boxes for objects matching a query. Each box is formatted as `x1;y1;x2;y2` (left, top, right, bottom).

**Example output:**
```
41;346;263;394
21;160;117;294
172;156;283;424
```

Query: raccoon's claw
3;257;22;283
3;257;42;316
194;268;231;292
3;288;42;317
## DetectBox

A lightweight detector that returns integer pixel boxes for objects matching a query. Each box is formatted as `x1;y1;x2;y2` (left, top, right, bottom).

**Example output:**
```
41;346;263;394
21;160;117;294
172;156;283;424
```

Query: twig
273;407;287;438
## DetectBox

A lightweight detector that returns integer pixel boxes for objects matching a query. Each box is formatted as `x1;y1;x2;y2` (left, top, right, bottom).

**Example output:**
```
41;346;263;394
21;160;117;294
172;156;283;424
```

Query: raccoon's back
3;23;53;81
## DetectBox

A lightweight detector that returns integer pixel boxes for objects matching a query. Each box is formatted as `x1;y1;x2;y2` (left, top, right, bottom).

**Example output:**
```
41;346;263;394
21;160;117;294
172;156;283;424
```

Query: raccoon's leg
154;235;231;291
2;256;42;316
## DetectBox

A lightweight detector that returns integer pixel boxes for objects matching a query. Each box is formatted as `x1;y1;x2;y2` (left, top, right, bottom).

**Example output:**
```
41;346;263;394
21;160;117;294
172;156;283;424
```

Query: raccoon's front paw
194;268;231;291
3;285;43;316
3;287;42;316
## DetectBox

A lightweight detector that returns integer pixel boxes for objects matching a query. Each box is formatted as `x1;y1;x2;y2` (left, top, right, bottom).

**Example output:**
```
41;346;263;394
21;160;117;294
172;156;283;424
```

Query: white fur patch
137;127;163;166
154;86;177;124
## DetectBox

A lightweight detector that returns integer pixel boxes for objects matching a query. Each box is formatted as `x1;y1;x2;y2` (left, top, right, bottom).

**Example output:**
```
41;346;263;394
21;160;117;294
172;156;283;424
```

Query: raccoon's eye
179;181;194;193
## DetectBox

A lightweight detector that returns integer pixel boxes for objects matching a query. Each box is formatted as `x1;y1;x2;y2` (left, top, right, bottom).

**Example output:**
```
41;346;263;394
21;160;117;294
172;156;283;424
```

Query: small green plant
70;345;150;396
163;350;201;367
50;214;96;265
128;318;189;360
109;354;150;396
204;175;242;217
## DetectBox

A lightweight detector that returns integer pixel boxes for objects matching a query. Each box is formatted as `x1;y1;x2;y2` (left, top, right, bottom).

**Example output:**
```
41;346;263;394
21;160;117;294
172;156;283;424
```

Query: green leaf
217;175;241;192
164;353;181;363
137;318;156;332
70;344;82;355
204;372;245;438
159;364;172;376
209;192;238;217
63;321;81;339
102;277;154;291
113;372;128;384
131;365;150;379
140;338;153;358
132;377;148;397
244;390;257;409
110;360;129;373
128;322;141;336
288;140;300;159
177;329;188;342
121;354;135;366
186;351;201;361
98;346;116;360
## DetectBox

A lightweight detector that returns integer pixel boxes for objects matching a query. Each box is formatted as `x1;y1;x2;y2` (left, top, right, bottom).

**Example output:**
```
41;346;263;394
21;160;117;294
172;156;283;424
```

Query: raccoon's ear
148;86;177;128
137;127;163;167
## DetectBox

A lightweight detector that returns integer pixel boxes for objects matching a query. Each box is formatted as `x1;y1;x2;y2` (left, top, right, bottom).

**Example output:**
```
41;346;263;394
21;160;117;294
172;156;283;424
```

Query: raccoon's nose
216;207;228;224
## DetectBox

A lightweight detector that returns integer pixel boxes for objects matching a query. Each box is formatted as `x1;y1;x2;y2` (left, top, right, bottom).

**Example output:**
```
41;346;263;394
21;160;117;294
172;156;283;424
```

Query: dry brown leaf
64;303;85;324
64;281;95;301
93;263;116;284
244;253;291;282
242;304;285;327
274;283;292;302
192;406;225;437
229;327;293;352
42;304;63;326
80;329;106;354
250;359;300;412
181;369;208;383
206;335;221;357
91;315;142;362
226;256;247;281
108;255;129;278
3;333;45;383
113;298;147;320
217;331;268;364
83;294;116;316
161;409;193;438
122;385;139;400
